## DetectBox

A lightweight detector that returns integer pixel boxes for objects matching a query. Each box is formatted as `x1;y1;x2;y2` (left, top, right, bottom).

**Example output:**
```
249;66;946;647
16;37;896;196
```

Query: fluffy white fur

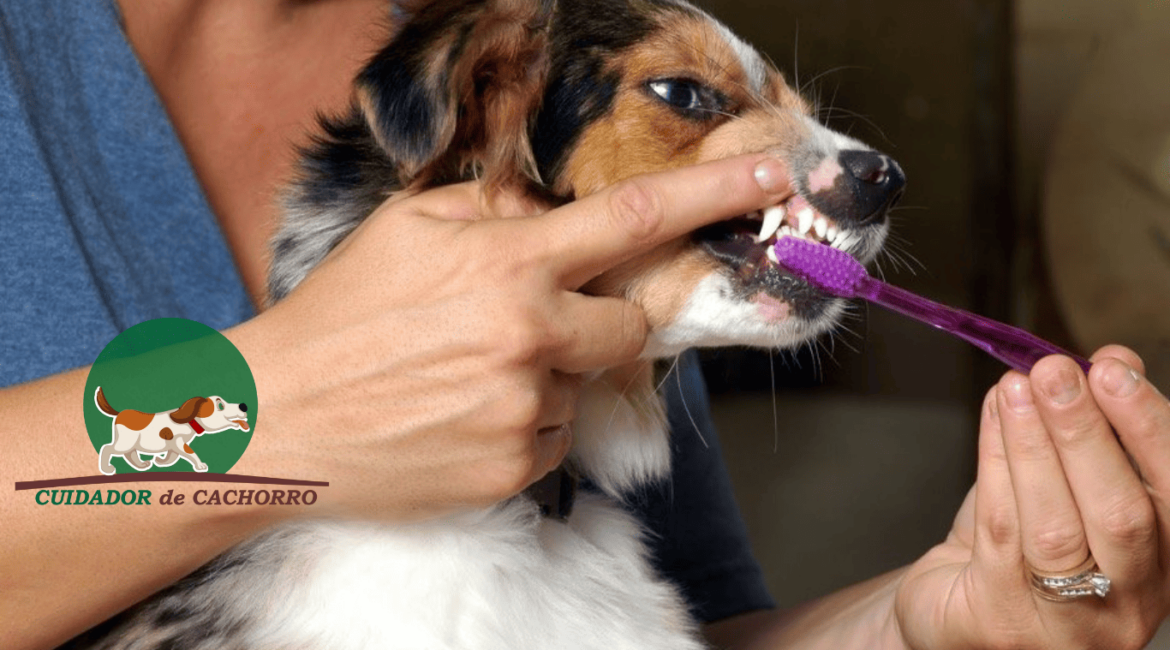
645;273;848;357
568;377;671;497
192;494;700;650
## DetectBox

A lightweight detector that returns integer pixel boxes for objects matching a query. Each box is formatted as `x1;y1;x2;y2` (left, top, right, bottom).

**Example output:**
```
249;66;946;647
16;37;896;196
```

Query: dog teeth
753;197;859;267
813;217;828;240
755;205;786;242
834;230;855;251
797;207;815;235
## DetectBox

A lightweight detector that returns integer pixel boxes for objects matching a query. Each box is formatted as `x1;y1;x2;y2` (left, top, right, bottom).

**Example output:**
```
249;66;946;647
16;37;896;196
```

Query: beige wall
1015;0;1141;212
1016;0;1170;388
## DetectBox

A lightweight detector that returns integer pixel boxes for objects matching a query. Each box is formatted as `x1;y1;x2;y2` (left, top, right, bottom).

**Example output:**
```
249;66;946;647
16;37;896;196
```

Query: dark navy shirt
0;0;773;625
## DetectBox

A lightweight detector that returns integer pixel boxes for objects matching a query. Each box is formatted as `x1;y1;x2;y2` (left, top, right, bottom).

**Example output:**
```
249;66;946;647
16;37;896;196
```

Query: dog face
530;0;905;355
276;0;904;358
173;395;251;433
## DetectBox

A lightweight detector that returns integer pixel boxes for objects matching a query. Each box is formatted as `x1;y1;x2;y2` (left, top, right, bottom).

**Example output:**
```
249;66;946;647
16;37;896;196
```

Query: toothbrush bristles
771;237;867;298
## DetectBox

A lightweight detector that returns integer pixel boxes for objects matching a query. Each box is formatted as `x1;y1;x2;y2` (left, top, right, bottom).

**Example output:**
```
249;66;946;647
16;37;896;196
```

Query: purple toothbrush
772;237;1092;374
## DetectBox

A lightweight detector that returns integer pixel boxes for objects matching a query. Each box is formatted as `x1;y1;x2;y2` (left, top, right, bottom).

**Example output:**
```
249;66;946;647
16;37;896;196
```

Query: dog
94;387;250;475
71;0;904;647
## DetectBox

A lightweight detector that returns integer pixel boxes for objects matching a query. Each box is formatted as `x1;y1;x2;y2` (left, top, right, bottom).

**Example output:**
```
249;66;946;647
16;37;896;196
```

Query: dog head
352;0;904;356
270;0;907;496
171;396;251;433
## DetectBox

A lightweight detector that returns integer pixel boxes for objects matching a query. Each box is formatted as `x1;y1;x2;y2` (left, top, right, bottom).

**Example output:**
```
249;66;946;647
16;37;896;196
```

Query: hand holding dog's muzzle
231;154;790;520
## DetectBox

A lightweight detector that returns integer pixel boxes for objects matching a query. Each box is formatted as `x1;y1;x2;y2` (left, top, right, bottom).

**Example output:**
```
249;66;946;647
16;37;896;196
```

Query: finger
516;372;577;485
972;387;1026;583
548;293;648;373
523;154;791;289
530;423;574;482
1090;344;1147;377
1030;355;1157;586
534;370;581;430
1090;357;1170;497
997;372;1091;575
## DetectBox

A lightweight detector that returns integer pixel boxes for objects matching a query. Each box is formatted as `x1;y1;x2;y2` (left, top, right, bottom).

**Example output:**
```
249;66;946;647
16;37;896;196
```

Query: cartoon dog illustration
94;387;250;475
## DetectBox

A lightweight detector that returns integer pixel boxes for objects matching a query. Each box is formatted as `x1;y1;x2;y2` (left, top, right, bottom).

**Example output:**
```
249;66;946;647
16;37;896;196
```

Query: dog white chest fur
208;497;699;649
167;381;698;650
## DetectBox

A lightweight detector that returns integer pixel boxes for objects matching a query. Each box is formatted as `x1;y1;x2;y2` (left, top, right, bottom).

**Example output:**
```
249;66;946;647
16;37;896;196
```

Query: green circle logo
83;319;257;475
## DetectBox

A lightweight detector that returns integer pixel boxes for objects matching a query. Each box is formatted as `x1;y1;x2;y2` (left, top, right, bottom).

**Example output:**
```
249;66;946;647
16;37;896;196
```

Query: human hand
228;154;790;521
896;345;1170;649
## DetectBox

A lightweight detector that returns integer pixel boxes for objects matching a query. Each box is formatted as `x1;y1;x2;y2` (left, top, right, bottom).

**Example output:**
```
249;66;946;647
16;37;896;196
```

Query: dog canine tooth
765;242;779;263
796;207;814;235
826;224;839;244
813;216;828;240
755;205;786;242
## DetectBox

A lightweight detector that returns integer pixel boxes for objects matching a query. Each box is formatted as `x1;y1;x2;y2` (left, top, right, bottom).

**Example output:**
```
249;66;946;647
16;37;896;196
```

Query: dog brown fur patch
94;388;118;416
587;243;721;330
446;0;549;191
557;11;804;195
183;444;193;454
160;427;174;441
114;410;154;431
363;0;551;192
171;397;209;425
566;12;808;328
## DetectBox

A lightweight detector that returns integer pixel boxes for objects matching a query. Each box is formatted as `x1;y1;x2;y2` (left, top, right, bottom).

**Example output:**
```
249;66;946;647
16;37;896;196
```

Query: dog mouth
232;419;250;431
694;193;872;320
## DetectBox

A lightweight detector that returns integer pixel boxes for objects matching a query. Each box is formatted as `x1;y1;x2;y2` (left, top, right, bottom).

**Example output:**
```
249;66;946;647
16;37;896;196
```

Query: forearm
0;367;290;650
706;568;908;650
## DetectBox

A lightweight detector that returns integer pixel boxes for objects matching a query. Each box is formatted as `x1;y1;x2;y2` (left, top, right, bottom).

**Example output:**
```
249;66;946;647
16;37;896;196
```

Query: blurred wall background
690;0;1170;645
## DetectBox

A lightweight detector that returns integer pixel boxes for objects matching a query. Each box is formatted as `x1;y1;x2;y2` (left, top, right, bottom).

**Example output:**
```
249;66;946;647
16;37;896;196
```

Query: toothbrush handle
859;277;1092;374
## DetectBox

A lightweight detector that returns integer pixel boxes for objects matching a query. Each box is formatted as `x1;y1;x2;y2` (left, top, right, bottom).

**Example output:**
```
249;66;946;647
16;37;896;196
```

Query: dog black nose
240;403;248;412
837;150;905;225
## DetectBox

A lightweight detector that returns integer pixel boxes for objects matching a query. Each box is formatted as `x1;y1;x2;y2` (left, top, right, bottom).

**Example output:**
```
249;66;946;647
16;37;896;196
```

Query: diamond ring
1028;556;1111;602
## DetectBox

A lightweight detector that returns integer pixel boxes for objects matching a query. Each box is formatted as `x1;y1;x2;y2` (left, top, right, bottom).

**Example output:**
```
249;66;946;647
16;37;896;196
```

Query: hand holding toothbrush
895;346;1170;650
769;237;1170;649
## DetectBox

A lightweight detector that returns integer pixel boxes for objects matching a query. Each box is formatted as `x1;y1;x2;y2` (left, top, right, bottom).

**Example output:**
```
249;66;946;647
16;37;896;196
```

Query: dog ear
357;0;553;190
171;397;209;425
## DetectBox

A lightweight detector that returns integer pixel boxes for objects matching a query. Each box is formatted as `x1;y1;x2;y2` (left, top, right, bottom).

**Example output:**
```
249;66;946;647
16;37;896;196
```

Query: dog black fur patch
355;0;485;167
531;0;662;185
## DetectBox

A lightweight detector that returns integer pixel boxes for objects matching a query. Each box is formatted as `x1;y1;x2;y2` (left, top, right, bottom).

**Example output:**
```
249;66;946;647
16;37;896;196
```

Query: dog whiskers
768;348;779;453
671;360;709;449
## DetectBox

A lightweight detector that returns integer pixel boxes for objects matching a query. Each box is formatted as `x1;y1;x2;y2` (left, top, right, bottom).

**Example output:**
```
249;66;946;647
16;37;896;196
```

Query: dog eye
646;79;724;118
217;401;224;411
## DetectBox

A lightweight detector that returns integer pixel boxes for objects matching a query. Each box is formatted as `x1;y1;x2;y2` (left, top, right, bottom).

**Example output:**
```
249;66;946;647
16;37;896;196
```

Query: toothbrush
772;236;1092;374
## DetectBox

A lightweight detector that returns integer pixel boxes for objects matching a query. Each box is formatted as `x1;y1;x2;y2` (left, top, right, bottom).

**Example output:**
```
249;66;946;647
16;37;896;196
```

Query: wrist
880;578;912;650
851;568;912;650
814;566;911;650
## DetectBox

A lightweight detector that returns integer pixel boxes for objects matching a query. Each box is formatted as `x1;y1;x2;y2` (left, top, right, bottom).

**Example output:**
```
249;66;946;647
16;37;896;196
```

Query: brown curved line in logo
14;474;329;491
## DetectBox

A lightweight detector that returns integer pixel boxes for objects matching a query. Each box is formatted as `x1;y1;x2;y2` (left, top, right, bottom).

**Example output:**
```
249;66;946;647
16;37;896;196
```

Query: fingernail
754;158;786;193
1002;376;1034;412
1100;361;1140;398
1041;367;1081;405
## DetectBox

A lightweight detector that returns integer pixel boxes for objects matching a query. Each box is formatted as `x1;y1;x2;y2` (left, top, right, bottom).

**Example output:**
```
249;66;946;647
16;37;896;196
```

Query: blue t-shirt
0;1;252;386
0;0;772;625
